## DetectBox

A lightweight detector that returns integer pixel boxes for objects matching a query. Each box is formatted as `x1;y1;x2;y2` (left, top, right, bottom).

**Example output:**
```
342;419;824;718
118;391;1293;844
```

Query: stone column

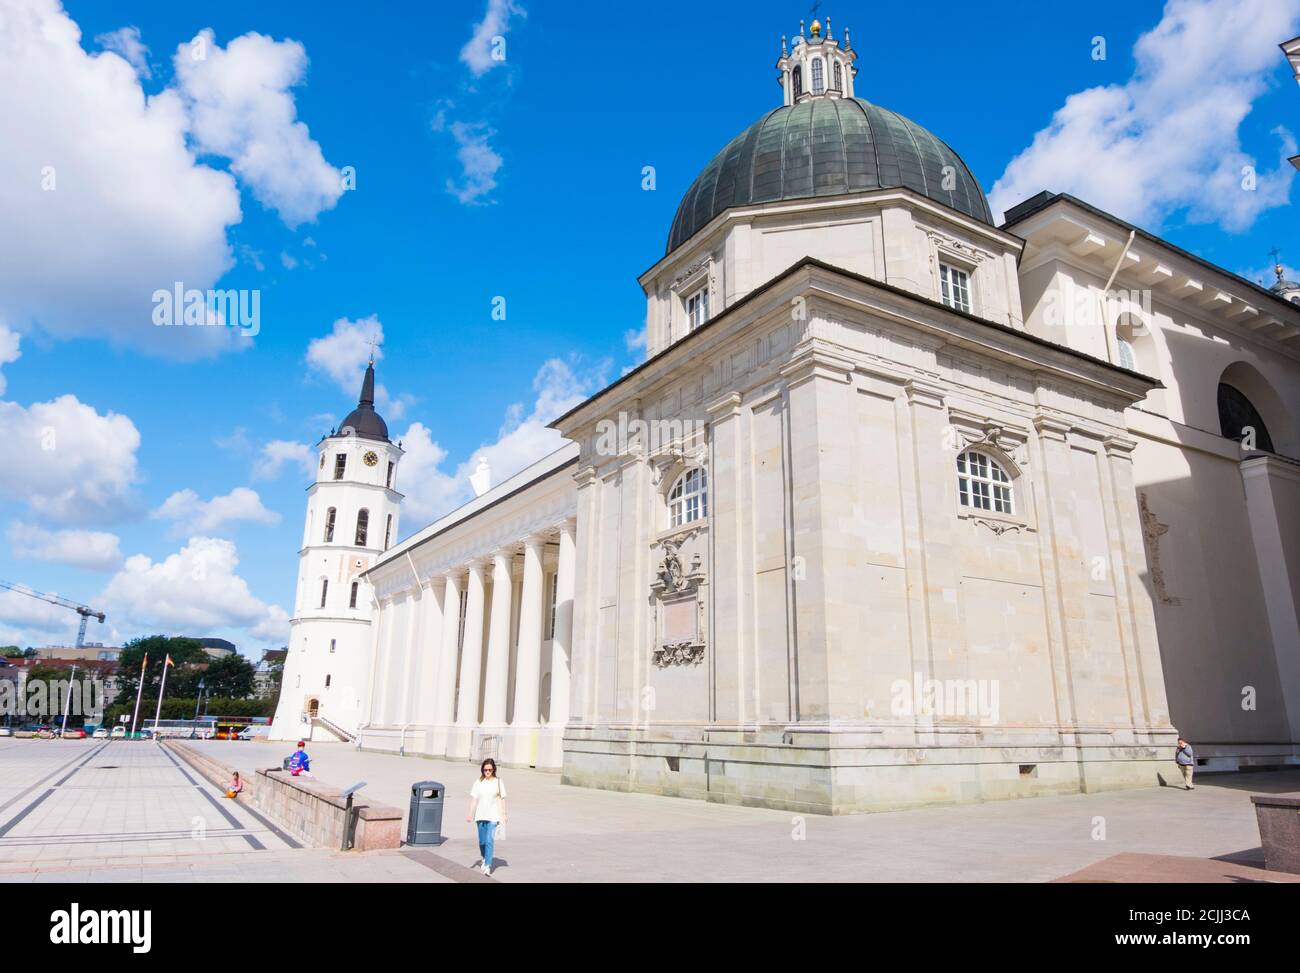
549;520;576;728
511;534;546;727
455;560;488;728
482;548;515;727
414;579;444;729
432;571;462;730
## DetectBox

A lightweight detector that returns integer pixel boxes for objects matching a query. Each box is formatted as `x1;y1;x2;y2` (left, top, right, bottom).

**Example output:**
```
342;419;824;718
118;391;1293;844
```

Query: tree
0;646;22;658
195;654;256;699
115;636;207;702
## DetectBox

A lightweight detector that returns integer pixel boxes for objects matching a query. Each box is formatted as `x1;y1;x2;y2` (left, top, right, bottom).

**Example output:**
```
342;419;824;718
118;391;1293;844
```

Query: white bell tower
272;355;404;741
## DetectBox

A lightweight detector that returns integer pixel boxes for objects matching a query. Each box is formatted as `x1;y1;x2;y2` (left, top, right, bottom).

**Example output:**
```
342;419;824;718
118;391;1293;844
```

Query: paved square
2;737;1294;883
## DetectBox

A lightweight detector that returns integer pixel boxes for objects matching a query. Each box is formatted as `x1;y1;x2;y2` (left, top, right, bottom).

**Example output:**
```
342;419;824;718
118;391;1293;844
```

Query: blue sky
1;0;1296;655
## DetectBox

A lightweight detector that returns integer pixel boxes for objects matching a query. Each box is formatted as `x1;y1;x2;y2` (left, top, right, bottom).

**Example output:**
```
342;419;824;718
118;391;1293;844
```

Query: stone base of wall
165;741;403;850
561;726;1177;815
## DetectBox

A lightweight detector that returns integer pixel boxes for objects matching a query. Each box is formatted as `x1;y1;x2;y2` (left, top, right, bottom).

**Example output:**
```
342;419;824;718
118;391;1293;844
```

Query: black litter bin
407;781;445;846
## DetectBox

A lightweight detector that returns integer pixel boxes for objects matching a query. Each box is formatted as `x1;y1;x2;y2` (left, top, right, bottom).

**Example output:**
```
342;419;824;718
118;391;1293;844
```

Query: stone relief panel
648;531;708;669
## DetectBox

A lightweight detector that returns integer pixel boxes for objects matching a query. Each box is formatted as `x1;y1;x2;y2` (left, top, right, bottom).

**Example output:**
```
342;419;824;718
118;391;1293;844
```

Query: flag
164;654;174;668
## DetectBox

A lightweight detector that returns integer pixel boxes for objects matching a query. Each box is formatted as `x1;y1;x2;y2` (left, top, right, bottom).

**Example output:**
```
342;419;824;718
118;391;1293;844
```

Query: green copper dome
666;97;993;255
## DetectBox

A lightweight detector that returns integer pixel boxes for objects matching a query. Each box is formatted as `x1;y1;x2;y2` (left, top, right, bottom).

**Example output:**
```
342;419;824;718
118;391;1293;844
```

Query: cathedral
274;19;1300;814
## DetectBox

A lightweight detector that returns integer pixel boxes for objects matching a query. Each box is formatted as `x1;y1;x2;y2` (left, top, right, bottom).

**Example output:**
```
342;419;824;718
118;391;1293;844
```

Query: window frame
686;287;709;332
667;467;709;529
939;262;973;314
333;453;347;480
355;508;369;547
811;57;825;95
319;578;329;609
956;449;1014;516
323;507;336;543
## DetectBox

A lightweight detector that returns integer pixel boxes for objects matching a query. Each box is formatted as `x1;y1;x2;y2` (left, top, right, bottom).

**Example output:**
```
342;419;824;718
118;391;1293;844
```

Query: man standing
1175;737;1196;790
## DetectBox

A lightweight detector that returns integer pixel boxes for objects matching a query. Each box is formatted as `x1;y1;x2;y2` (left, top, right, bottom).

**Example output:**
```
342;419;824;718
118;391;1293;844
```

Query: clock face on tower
363;451;379;467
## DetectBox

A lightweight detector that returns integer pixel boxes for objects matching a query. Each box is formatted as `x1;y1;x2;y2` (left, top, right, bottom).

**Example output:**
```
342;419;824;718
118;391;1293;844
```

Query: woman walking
467;758;507;876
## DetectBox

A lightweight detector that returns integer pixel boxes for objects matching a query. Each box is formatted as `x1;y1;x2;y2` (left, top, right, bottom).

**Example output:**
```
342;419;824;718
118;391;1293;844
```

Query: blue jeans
476;820;497;867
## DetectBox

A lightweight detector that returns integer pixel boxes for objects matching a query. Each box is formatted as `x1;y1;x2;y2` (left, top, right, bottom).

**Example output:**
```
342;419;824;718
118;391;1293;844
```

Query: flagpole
151;656;172;740
130;653;148;739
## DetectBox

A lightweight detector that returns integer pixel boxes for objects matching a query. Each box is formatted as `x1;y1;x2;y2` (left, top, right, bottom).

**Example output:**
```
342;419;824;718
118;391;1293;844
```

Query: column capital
522;531;548;550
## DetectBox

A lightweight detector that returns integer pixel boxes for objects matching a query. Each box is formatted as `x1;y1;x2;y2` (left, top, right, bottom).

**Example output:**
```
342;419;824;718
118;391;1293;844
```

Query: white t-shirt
470;776;507;822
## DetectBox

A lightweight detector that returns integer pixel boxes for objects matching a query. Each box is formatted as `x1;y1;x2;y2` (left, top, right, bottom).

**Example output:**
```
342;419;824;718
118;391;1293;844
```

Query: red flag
164;654;174;668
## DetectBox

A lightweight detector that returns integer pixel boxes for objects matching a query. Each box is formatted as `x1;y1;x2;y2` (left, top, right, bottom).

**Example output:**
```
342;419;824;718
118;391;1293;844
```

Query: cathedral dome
666;97;993;255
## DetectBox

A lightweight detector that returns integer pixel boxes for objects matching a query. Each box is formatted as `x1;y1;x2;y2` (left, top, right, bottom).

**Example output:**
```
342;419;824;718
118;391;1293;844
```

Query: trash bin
407;781;445;846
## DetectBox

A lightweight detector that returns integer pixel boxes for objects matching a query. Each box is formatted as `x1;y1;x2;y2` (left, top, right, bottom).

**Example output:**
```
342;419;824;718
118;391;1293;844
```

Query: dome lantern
777;11;854;104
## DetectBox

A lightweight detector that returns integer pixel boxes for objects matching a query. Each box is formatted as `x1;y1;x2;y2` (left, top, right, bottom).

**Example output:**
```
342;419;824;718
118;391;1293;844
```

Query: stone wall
164;741;402;851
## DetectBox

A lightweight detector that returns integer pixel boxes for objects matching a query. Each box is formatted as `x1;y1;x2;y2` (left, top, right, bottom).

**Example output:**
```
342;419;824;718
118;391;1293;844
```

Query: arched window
668;467;708;527
384;514;393;550
323;507;336;543
355;508;369;546
325;675;331;689
833;60;842;90
319;578;329;609
957;451;1013;514
793;65;803;98
1116;334;1136;371
349;582;359;609
811;58;825;94
1218;383;1274;453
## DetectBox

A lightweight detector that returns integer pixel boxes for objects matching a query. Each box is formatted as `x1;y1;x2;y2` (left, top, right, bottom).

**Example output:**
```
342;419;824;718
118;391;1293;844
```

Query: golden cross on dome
367;333;378;365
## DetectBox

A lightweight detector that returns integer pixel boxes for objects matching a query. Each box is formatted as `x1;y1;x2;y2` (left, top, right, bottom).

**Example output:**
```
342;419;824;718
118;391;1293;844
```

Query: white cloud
0;586;78;647
280;250;298;270
152;487;280;536
0;393;141;525
250;604;290;642
0;0;242;358
433;113;503;204
172;28;344;228
397;357;598;526
252;439;315;480
6;522;123;572
460;0;525;77
99;536;285;637
0;324;20;396
306;314;383;390
990;0;1300;230
94;25;150;79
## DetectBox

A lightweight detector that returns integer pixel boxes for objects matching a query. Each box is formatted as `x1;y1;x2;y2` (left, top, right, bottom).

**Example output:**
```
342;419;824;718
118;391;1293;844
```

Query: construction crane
0;580;106;647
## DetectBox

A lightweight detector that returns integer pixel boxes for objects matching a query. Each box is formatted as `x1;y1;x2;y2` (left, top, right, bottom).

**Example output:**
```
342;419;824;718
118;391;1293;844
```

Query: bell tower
776;14;857;105
271;355;404;741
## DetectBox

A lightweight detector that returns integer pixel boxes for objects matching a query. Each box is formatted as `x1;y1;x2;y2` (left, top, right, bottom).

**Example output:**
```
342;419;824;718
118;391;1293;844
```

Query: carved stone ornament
972;518;1023;536
649;442;708;486
650;537;706;667
927;231;988;265
651;538;704;595
653;642;705;669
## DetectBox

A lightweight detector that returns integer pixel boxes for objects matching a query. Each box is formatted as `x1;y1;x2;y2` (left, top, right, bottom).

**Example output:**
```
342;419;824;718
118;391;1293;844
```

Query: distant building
34;644;121;663
193;638;237;660
255;648;287;700
8;657;121;711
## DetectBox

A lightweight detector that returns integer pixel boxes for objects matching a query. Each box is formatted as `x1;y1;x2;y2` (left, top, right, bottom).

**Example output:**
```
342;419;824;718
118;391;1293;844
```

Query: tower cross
367;333;378;365
809;0;822;18
1270;247;1284;280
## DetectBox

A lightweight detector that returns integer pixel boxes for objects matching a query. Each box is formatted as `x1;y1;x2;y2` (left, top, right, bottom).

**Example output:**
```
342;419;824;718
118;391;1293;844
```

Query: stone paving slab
5;738;1295;882
1053;851;1300;883
191;741;1299;883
